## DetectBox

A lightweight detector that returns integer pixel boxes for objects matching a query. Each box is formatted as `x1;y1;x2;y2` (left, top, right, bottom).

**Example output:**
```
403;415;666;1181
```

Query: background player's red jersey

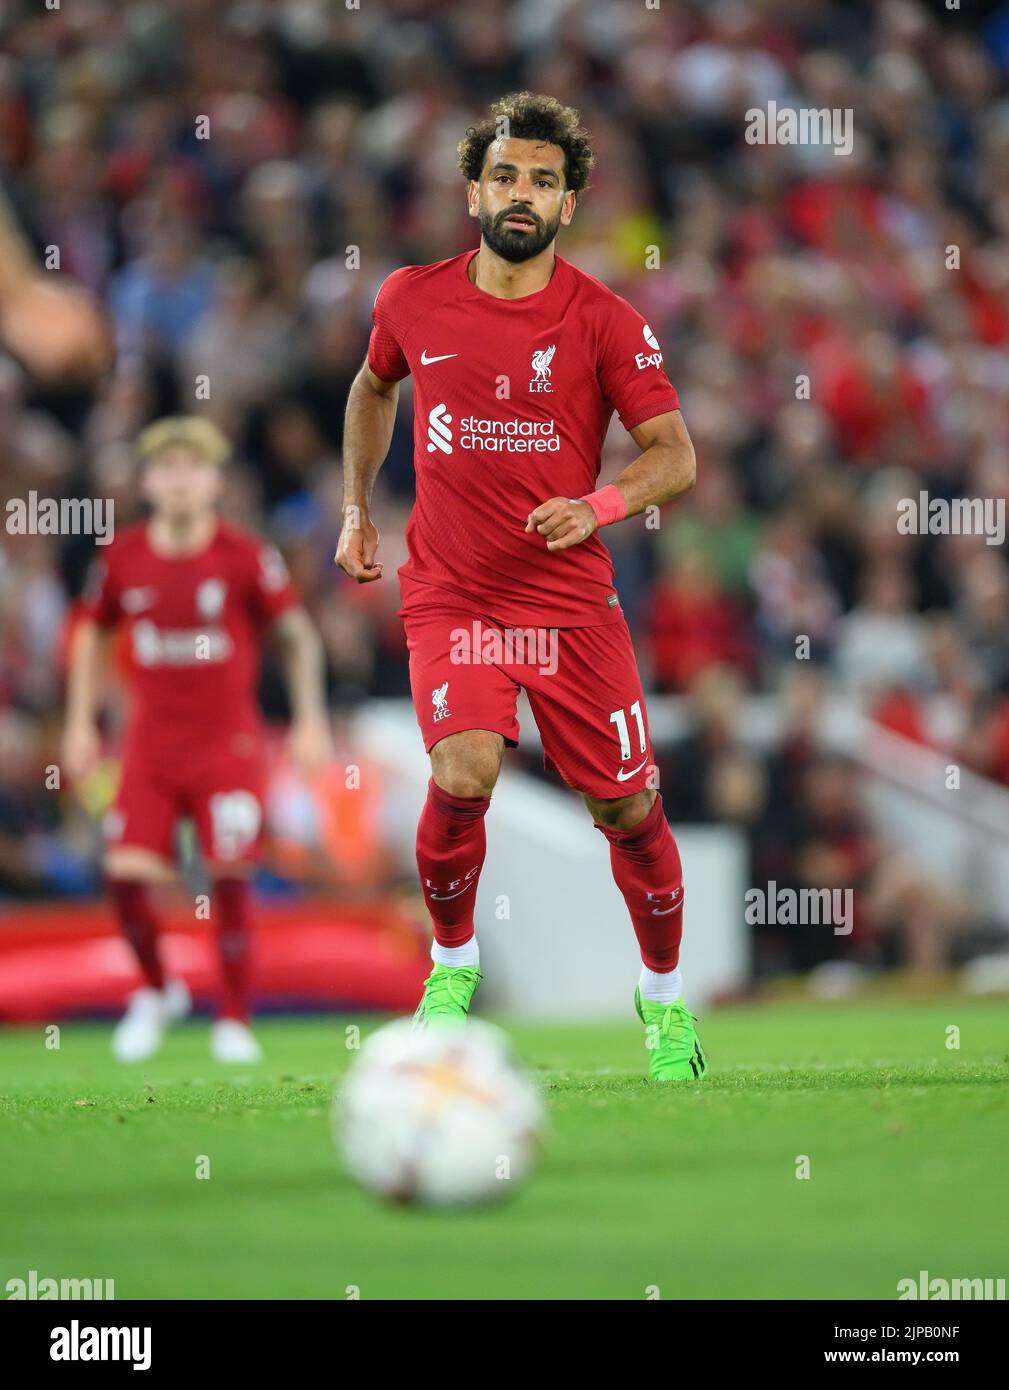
82;520;299;750
368;250;681;629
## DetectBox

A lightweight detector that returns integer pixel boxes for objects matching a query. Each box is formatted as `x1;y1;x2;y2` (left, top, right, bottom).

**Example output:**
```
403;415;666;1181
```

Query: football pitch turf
1;999;1006;1301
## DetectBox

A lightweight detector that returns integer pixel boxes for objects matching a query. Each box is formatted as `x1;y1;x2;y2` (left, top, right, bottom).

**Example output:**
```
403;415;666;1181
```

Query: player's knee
431;732;503;800
205;861;255;879
104;848;176;883
434;761;499;799
584;787;656;829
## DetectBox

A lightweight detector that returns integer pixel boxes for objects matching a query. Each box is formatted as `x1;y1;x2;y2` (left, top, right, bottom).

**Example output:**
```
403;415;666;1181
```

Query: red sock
109;880;165;990
594;795;684;972
415;778;490;948
213;877;254;1021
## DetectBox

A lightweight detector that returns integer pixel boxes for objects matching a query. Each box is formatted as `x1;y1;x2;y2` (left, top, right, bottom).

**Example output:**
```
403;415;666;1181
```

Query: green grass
1;1000;1007;1300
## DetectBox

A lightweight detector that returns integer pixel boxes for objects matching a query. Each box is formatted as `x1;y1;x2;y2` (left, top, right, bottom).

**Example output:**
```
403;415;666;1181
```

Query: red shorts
403;593;655;798
104;728;267;866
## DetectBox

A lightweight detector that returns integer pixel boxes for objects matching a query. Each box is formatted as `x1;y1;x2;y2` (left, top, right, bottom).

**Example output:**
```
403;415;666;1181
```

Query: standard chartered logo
427;403;453;454
426;404;559;456
132;621;232;666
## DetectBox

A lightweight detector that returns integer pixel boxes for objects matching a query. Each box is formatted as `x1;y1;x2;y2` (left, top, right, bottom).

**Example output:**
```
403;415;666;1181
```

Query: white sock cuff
639;964;682;1004
431;936;480;968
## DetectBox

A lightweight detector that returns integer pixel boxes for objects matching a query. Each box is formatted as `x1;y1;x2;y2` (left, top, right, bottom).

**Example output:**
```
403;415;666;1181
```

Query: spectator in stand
646;550;754;692
659;665;756;824
832;559;933;695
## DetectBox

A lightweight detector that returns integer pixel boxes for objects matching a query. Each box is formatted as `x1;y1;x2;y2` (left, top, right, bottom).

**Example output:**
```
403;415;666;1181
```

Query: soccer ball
334;1017;545;1207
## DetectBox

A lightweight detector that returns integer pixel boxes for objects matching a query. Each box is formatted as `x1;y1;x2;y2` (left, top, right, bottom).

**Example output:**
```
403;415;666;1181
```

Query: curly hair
457;92;594;195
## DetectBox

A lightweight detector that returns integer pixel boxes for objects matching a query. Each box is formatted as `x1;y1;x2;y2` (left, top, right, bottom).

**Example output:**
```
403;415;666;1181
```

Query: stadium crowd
1;0;1008;970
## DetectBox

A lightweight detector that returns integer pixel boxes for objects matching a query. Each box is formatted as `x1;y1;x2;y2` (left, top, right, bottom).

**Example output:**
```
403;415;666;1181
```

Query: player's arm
61;616;106;781
0;187;114;381
526;409;696;552
335;361;400;583
271;606;333;775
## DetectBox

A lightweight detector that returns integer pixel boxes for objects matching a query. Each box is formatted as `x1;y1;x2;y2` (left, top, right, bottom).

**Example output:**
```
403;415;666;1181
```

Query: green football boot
413;963;482;1028
634;987;707;1081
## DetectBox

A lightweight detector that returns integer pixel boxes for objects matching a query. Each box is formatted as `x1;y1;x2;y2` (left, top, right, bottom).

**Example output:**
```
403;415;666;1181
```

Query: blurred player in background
62;418;331;1063
337;93;704;1081
0;186;113;381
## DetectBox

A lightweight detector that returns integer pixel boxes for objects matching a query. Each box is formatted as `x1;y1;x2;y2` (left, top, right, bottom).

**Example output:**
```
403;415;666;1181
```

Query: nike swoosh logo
121;587;156;612
616;759;648;782
420;351;458;365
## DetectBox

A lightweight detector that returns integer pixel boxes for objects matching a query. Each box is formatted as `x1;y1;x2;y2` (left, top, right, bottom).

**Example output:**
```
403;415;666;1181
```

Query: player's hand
525;497;598;552
61;719;101;784
0;278;115;382
335;510;383;582
288;712;334;778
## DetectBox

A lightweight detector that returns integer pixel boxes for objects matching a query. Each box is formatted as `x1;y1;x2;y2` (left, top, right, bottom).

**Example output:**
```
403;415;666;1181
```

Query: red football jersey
368;250;681;628
81;521;299;748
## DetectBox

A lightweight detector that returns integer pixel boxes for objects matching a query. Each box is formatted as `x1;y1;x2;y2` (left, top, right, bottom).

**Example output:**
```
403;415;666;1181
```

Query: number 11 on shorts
609;700;646;761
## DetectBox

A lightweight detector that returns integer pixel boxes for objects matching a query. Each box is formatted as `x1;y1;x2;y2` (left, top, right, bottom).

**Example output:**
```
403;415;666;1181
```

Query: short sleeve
367;270;412;383
79;549;121;626
596;299;680;432
247;542;300;626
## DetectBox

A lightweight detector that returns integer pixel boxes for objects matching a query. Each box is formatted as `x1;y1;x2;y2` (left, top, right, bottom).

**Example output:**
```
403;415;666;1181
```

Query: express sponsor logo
635;323;663;371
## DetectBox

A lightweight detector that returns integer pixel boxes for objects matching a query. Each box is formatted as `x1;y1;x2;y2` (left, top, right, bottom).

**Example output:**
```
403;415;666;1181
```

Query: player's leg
103;775;191;1062
525;621;706;1080
190;759;267;1064
584;786;705;1080
583;785;684;994
405;604;519;1024
202;861;262;1064
414;730;503;1022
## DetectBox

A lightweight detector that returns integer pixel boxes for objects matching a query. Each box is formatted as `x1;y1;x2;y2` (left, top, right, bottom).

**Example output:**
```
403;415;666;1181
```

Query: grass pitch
1;999;1006;1300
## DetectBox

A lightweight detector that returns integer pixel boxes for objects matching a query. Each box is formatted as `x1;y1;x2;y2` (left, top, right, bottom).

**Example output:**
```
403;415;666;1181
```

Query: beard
478;203;562;262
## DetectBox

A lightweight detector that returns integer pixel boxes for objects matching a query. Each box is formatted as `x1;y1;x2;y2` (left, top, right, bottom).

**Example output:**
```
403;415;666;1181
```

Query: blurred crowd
1;0;1008;970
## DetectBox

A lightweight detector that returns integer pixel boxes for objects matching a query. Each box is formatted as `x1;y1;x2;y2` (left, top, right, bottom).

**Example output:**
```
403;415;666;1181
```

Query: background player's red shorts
403;591;655;798
104;727;267;866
